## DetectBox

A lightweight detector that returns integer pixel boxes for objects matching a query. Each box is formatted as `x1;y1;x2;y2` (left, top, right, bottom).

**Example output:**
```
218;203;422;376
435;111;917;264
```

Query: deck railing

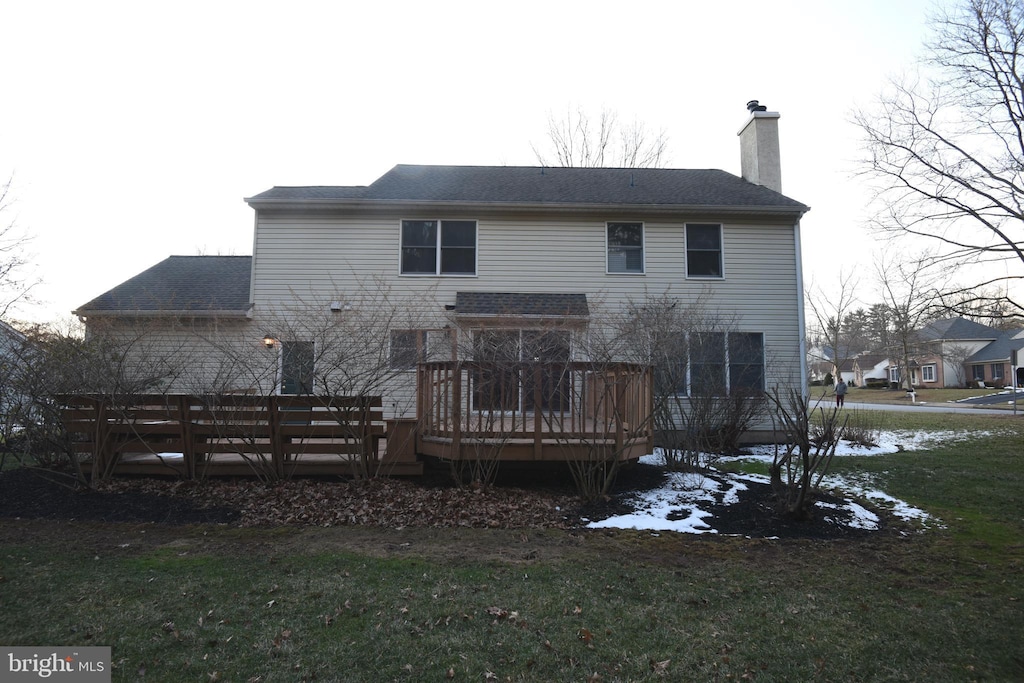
59;393;390;479
416;361;653;459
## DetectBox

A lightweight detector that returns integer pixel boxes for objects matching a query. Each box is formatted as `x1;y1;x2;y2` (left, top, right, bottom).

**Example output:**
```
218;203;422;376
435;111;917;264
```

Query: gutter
794;218;808;399
74;308;253;320
245;197;811;220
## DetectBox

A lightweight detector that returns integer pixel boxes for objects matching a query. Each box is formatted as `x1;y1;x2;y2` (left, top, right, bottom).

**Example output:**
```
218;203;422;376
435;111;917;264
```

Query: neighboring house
74;102;810;453
962;327;1024;388
833;359;855;386
909;317;1001;388
853;353;890;388
886;317;1022;389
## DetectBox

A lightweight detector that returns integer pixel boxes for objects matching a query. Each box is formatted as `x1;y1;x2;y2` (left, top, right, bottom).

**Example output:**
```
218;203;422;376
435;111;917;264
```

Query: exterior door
280;341;314;394
471;329;571;411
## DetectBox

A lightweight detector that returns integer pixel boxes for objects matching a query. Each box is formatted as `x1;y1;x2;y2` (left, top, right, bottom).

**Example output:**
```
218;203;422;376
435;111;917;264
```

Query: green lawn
1;412;1022;682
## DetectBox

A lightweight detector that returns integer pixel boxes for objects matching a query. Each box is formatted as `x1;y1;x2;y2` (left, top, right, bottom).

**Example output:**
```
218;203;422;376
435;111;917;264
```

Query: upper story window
607;222;644;274
686;223;723;278
401;220;477;276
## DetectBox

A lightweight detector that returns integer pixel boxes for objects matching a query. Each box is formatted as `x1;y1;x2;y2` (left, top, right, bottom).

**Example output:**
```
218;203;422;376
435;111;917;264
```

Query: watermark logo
2;647;110;682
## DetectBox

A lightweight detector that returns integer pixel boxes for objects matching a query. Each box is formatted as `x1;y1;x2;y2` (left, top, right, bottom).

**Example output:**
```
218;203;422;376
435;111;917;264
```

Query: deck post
89;398;108;481
452;363;462;458
178;395;196;480
533;364;543;460
268;395;284;480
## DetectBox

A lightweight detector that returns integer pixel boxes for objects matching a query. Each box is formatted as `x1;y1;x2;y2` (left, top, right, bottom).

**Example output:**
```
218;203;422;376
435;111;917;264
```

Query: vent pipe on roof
738;99;782;193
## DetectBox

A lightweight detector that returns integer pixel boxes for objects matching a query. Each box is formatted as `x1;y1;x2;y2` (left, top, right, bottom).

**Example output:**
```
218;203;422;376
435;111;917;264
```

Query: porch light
262;335;277;348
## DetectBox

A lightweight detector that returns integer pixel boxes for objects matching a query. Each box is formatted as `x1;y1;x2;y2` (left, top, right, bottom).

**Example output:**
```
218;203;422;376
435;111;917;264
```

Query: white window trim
922;364;937;382
398;219;479;277
605;221;646;275
684;223;725;280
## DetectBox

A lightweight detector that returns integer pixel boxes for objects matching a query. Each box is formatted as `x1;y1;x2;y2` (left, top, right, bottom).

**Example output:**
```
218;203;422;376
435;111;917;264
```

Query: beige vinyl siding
249;211;804;420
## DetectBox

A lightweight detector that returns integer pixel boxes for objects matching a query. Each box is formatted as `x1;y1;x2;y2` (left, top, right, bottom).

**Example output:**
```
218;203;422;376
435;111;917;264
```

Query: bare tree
942;342;976;387
191;276;441;480
0;176;39;318
806;270;861;386
532;106;670;168
854;0;1024;316
876;254;943;390
7;317;188;486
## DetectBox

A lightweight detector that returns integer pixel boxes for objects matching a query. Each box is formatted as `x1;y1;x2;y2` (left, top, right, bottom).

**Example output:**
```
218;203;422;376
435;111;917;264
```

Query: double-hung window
922;364;936;382
401;220;476;275
683;332;764;396
389;329;451;370
607;222;644;274
690;332;726;395
728;333;765;392
686;223;723;278
971;365;985;382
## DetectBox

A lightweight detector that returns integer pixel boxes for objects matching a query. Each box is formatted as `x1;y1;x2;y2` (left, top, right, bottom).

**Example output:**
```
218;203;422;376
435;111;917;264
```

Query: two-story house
74;103;809;464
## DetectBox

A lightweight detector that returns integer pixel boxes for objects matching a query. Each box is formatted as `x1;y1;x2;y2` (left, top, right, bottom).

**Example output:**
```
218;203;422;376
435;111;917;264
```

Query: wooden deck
416;361;654;462
61;394;422;479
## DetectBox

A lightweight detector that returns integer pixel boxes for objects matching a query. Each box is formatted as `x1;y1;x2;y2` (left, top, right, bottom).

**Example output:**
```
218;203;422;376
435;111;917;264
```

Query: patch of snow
589;432;950;534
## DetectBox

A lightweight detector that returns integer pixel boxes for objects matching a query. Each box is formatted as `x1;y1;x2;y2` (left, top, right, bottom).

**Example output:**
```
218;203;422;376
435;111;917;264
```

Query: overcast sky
0;0;937;323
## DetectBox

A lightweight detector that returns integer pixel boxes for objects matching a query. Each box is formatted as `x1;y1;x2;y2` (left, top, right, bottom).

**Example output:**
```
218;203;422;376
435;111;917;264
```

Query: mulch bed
0;463;885;539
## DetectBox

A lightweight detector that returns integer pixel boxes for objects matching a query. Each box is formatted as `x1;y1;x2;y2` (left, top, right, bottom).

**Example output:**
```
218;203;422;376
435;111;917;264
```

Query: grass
1;412;1023;682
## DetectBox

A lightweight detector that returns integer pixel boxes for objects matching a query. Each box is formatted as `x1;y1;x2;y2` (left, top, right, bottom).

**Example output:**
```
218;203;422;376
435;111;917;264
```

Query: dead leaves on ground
98;477;578;529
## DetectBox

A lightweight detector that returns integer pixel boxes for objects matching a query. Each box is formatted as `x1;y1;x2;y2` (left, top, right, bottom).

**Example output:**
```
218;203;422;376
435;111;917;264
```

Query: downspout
794;218;808;400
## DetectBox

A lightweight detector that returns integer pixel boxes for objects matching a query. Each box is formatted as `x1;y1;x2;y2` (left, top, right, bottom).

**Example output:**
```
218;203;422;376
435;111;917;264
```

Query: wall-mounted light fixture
262;335;277;348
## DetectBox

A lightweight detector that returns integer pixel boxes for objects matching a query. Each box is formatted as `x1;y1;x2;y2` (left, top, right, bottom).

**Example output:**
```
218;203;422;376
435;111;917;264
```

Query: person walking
835;378;848;408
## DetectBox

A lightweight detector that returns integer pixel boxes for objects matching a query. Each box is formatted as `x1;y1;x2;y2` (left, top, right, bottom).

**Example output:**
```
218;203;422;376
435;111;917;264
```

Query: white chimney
738;100;782;194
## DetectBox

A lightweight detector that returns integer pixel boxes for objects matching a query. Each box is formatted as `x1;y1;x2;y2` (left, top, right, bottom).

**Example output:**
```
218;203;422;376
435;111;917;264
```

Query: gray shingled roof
75;256;252;315
919;317;1000;341
455;292;589;318
246;165;809;212
966;328;1024;363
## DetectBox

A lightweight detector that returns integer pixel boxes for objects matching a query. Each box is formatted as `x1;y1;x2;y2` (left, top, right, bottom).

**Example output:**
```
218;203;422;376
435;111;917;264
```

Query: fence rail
58;393;409;479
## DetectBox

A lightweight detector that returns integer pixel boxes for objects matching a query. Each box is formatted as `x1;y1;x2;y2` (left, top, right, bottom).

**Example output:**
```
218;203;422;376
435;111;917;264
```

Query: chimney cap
746;100;768;113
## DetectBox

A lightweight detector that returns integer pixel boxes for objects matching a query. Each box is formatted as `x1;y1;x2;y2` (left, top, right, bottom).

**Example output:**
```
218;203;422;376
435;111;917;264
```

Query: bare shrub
766;387;849;520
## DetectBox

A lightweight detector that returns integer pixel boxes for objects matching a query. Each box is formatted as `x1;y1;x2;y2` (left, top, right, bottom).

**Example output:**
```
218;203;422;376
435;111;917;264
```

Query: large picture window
401;220;476;275
607;222;644;274
686;223;723;278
